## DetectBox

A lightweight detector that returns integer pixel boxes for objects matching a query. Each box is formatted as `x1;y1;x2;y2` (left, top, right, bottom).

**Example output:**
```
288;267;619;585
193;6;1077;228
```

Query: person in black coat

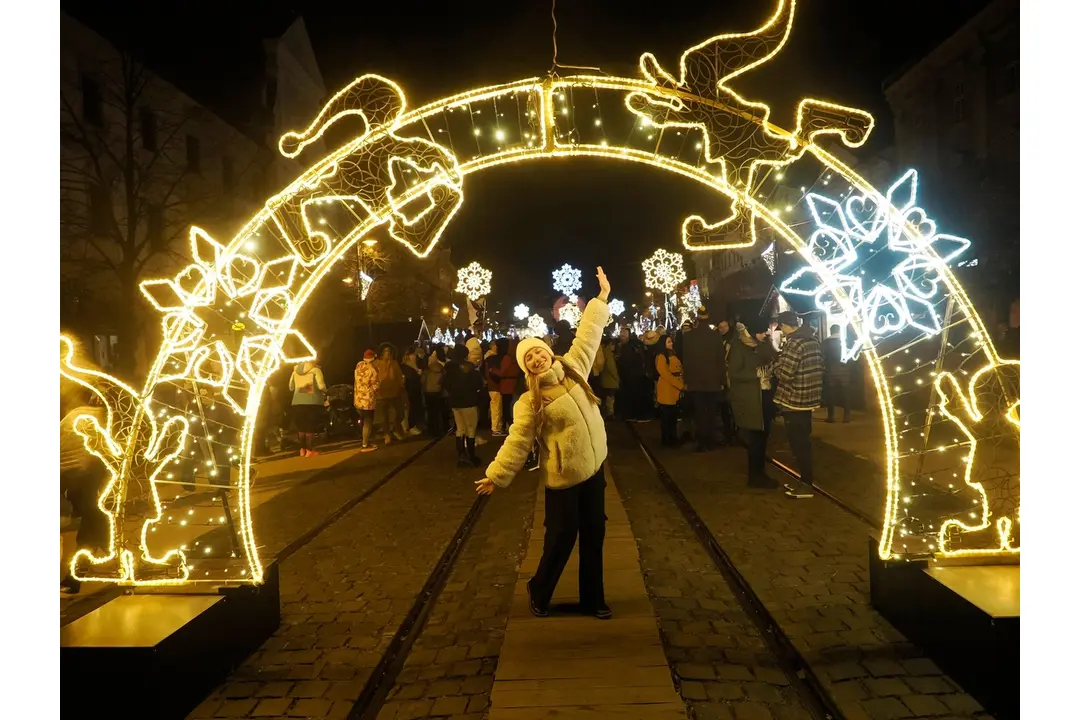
444;344;485;466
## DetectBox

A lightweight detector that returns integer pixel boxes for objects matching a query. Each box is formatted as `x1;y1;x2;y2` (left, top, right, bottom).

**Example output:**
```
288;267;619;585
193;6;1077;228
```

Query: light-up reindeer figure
934;360;1021;554
60;337;190;582
623;0;874;248
264;74;465;262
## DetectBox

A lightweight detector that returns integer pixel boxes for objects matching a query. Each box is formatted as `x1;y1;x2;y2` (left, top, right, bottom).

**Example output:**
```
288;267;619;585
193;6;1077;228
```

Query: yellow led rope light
61;0;1017;585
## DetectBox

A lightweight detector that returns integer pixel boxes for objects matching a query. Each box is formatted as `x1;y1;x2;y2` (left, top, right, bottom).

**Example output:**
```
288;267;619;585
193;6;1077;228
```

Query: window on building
89;183;111;235
140;108;157;151
147;205;164;250
81;74;103;126
953;81;965;122
222;155;235;193
186;134;201;172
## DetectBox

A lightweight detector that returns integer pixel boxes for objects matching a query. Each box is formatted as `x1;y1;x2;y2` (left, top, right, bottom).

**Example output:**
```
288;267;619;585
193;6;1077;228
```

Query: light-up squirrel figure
60;337;190;582
623;0;874;248
933;360;1021;554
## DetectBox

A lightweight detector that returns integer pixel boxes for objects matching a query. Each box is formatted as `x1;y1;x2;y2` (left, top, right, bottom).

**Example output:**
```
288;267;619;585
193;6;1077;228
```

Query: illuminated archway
59;0;1019;585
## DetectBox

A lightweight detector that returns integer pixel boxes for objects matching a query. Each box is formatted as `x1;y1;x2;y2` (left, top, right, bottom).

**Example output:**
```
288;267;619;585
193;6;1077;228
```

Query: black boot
455;437;468;467
466;437;482;467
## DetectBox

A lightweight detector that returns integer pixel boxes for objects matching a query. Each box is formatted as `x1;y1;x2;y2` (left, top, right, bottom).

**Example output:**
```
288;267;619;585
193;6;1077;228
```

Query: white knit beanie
516;337;552;372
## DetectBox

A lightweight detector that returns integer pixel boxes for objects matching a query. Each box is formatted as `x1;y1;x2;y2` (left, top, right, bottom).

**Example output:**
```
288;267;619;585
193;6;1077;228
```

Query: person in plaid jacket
773;311;824;492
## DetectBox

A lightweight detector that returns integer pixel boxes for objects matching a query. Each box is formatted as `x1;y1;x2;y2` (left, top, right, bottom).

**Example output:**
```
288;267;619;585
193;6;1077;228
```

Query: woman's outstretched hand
596;266;611;302
475;478;496;495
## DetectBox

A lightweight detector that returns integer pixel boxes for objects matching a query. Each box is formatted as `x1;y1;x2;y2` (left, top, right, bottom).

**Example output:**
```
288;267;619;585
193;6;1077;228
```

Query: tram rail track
628;422;847;720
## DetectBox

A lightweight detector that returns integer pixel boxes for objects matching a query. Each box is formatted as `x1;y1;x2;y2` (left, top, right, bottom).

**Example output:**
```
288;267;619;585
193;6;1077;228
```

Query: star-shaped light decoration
642;248;686;295
456;261;492;301
778;169;970;362
608;298;626;318
551;264;582;297
513;303;530;321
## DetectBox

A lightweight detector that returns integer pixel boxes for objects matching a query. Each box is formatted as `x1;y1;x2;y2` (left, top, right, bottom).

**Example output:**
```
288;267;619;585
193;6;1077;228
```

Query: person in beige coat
476;267;612;619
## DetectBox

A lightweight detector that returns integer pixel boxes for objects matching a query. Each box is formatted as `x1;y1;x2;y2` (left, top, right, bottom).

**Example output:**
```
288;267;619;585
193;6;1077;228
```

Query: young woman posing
476;267;613;620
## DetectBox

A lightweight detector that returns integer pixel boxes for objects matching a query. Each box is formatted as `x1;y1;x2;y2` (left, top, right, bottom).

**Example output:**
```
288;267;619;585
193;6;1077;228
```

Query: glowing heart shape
221;254;261;298
173;265;215;306
888;207;936;254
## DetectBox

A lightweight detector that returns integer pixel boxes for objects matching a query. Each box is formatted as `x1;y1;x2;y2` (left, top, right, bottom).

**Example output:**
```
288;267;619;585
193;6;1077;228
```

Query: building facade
59;12;326;377
884;0;1019;321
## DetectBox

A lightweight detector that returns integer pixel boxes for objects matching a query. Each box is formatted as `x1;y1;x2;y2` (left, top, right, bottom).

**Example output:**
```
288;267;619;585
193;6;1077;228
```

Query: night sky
64;0;991;310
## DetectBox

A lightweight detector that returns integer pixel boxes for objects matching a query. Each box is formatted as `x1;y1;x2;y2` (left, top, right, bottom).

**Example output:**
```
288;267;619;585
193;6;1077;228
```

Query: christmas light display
513;303;530;321
761;242;777;274
608;298;626;318
59;0;1017;587
359;271;374;300
558;302;583;328
551;264;582;297
642;248;687;295
455;261;492;301
526;314;548;338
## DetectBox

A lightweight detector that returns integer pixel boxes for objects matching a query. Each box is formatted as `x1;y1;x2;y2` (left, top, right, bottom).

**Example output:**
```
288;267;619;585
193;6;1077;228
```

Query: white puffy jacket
486;298;608;490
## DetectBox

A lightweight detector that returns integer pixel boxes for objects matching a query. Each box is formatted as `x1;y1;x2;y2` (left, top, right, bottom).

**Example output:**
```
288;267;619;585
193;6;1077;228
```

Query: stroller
325;384;357;439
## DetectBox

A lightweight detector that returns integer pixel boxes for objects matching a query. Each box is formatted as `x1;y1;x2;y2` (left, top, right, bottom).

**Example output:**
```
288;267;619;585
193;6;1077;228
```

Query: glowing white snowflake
551;264;582;297
513;303;529;320
359;271;374;300
779;169;971;362
526;314;548;338
761;242;777;275
558;302;583;328
456;261;492;301
642;249;686;295
608;298;625;317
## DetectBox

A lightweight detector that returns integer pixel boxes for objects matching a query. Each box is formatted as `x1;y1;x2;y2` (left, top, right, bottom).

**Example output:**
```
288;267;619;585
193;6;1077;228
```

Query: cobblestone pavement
607;424;812;720
187;436;481;719
378;469;537;720
631;421;993;720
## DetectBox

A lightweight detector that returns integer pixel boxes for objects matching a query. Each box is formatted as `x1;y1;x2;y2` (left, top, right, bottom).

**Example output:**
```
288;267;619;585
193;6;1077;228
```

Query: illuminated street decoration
59;0;1018;587
642;249;687;295
558;301;583;328
359;271;374;300
551;264;582;297
526;314;548;338
778;169;971;362
761;242;777;274
456;261;492;301
608;298;626;318
513;303;530;320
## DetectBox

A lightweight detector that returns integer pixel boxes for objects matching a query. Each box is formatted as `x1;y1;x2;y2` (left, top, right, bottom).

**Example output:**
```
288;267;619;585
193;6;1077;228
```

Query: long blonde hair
525;356;600;440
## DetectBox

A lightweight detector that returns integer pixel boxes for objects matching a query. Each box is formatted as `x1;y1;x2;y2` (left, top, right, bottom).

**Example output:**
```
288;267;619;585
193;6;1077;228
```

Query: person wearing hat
727;318;779;487
354;349;381;452
681;305;728;451
773;311;824;492
476;267;613;620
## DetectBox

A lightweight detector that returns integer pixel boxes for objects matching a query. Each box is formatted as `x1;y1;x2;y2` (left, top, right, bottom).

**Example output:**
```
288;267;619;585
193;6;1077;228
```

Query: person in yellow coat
655;335;685;447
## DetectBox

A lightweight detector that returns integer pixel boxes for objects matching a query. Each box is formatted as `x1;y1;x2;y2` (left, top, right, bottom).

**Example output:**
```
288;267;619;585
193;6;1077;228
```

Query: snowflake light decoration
513;303;530;320
551;264;582;297
456;261;492;301
558;302;583;328
608;298;626;317
642;249;686;295
526;314;548;338
358;271;374;300
779;169;970;362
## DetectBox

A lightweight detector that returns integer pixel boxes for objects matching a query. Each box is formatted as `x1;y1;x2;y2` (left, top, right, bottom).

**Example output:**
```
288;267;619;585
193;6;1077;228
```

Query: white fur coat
486;298;608;490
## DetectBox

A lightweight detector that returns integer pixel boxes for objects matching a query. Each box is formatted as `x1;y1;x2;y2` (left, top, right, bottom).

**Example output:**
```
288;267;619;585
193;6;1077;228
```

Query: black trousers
825;378;851;423
501;393;514;429
66;482;110;553
743;389;776;480
425;393;445;436
529;466;607;610
688;391;719;450
659;404;679;446
718;398;735;443
782;409;814;485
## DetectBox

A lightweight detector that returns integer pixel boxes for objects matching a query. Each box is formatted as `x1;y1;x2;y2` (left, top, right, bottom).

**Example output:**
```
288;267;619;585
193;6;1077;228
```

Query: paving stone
430;696;469;715
288;698;333;717
861;696;915;719
865;677;911;697
624;423;990;720
905;675;954;695
252;697;293;716
901;693;951;716
731;701;775;720
607;429;814;720
941;693;985;714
